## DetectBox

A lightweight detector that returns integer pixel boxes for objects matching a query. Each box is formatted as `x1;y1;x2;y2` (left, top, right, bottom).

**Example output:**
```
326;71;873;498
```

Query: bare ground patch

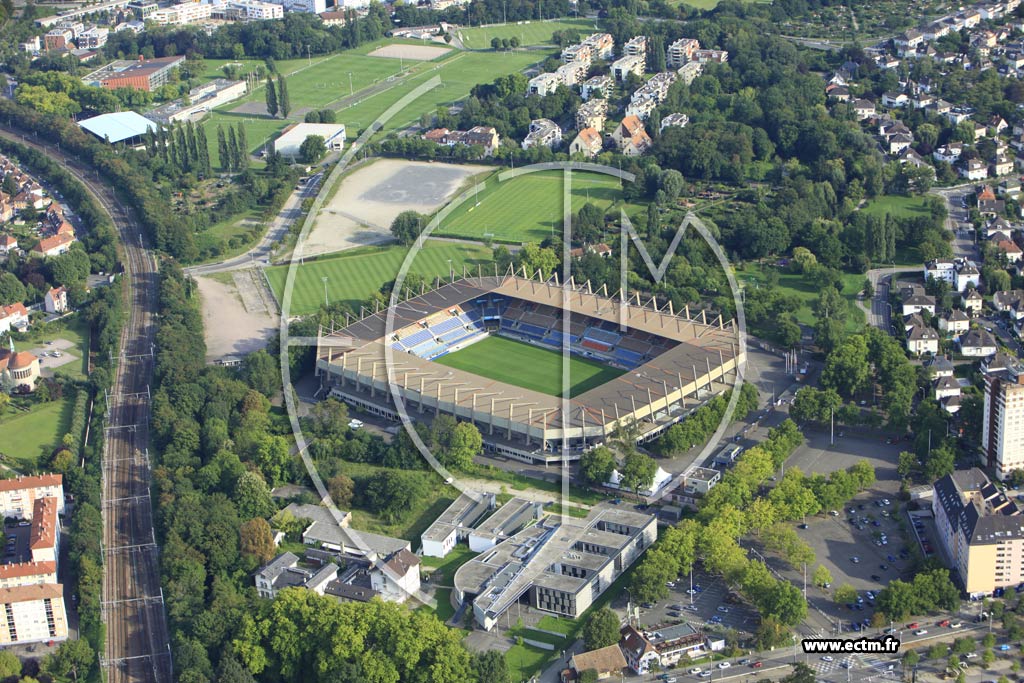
303;158;491;257
196;272;277;362
367;44;452;60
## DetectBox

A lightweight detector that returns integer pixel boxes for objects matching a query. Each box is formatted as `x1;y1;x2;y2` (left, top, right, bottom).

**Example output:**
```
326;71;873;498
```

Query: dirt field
195;272;278;362
302;159;491;257
367;44;452;60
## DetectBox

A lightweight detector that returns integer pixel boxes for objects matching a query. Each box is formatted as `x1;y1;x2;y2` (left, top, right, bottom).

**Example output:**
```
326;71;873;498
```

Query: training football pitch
434;335;624;396
436;170;639;243
457;18;600;49
265;241;493;315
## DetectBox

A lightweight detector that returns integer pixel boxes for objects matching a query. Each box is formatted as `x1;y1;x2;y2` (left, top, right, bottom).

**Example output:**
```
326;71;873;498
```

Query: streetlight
447;258;453;281
322;276;329;307
348;72;353;96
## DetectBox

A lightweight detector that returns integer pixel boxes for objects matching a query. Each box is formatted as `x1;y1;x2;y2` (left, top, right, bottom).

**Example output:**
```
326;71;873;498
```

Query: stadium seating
614;348;644;366
401;329;434;348
582;339;612;353
583;327;621;346
429;317;465;336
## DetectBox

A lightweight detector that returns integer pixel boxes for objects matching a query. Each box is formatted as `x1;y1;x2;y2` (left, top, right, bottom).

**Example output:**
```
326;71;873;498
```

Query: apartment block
667;38;699;68
582;33;614;59
612;55;645;81
0;476;63;521
623;35;647;58
933;469;1024;596
983;364;1024;479
0;584;67;645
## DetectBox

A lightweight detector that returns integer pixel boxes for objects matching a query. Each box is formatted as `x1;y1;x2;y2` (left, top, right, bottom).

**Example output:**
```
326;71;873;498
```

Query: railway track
0;128;172;682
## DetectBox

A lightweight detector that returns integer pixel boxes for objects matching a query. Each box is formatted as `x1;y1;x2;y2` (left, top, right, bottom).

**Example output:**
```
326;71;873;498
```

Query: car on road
738;659;750;665
821;656;834;662
670;604;684;610
686;589;698;595
851;557;860;563
798;523;808;529
641;603;655;609
965;653;978;659
699;672;712;678
938;620;950;627
998;644;1012;652
950;621;963;628
871;574;882;581
907;623;919;629
684;605;698;611
717;607;730;613
718;663;731;669
688;668;702;675
751;662;763;668
914;629;928;636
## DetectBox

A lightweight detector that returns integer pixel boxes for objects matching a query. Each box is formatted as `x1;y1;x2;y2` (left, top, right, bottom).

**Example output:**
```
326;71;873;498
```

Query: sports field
434;335;624;396
437;170;639;243
457;18;600;49
265;241;493;315
200;43;545;167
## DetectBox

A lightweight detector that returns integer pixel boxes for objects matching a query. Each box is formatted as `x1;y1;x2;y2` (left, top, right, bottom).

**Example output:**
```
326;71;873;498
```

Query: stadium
314;271;743;464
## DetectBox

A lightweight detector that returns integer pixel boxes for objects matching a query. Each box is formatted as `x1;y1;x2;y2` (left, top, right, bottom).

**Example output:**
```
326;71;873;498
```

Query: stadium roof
78;111;158;144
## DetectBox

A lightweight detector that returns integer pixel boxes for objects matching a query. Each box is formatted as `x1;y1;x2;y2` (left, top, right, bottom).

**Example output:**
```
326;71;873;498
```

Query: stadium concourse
314;271;743;465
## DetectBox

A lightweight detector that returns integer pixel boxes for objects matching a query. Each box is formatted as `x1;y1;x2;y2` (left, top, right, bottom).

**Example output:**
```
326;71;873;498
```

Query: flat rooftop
421;491;494;543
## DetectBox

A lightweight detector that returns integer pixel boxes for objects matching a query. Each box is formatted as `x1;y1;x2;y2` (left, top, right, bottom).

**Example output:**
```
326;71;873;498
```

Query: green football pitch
265;241;492;315
434;335;624;396
436;170;641;244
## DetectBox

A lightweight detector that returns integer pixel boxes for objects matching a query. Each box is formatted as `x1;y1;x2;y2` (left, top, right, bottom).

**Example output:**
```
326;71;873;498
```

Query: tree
278;74;291;118
904;650;920;668
235;123;249;170
234;471;275;519
471;651;510;683
42;636;91;681
445;422;482;470
0;272;26;306
812;565;832;588
578;446;615;486
620;451;657;498
833;584;858;605
390;210;426;245
242;349;281;397
217;125;230;171
0;650;19;678
582;607;621;650
239;518;275;564
298;135;327;164
265;77;278;118
491;37;501;50
327;474;354;508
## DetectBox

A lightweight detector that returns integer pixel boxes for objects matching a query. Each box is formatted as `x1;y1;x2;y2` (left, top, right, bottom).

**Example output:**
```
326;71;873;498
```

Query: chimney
139;54;144;62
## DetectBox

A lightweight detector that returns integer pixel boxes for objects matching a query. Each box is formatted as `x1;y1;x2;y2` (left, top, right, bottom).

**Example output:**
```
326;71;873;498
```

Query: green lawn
434;336;624;396
860;194;932;220
195;209;263;263
0;399;73;471
421;545;480;583
265;241;493;315
437;169;636;243
457;19;600;49
737;263;867;332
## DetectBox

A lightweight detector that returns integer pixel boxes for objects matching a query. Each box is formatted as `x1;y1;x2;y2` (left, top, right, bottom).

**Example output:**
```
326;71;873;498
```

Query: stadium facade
315;272;743;464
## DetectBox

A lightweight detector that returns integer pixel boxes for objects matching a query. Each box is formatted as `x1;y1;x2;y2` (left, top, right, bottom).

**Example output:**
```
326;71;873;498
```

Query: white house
960;327;998;357
44;287;67;314
925;259;956;284
369;548;421;603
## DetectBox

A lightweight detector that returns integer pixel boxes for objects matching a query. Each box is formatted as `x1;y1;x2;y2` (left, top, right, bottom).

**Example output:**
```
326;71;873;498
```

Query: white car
689;668;702;675
718;662;731;669
950;621;963;629
914;629;928;636
717;606;730;613
965;652;978;659
821;656;835;662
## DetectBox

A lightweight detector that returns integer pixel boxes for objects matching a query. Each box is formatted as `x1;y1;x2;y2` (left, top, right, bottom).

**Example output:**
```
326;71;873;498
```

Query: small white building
44;286;68;314
273;123;346;159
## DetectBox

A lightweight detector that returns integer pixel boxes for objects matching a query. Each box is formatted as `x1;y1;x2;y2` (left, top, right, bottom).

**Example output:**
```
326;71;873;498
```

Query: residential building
580;75;612;101
528;72;561;97
561;43;592;67
622;35;646;58
624;97;656;121
29;497;60;564
671;466;720;509
220;0;284;20
955;263;981;292
570;128;604;158
676;61;703;85
254;552;338;600
273;0;328;12
522;119;562;150
33;233;75;257
660;113;689;132
453;506;657;630
0;346;37;392
419;491;494;558
963;288;984;314
369;548;421;601
667;37;699;68
901;289;936;316
994;156;1015;176
422;126;501;156
556;62;586;87
620;623;713;674
576;99;608;131
935;375;962;402
927;356;955;379
692;49;727;63
43;286;67;315
881;91;909;108
995;239;1023;263
907;323;940;355
925;259;956;285
44;29;74;51
983;365;1024;480
938;309;971;336
611;116;652;156
933;469;1024;595
83;55;186;92
318;10;348;26
852;99;876;120
76;27;109;49
0;303;29;335
273;123;346;159
0;584;68;645
611;55;644;81
563;644;628;682
582;33;614;60
151;2;213;25
993;290;1024;319
0;236;17;254
934;143;964;163
961;327;998;357
0;476;63;520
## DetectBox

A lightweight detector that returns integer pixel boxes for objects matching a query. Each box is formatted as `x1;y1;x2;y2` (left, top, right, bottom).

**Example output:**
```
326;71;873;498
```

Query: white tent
607;466;673;497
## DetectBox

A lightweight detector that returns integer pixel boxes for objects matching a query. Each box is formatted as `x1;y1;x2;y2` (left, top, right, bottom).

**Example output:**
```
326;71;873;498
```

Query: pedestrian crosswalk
809;655;900;680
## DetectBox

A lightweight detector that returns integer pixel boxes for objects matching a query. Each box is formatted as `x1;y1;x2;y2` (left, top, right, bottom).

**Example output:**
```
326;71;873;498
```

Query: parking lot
632;569;761;640
2;522;32;565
